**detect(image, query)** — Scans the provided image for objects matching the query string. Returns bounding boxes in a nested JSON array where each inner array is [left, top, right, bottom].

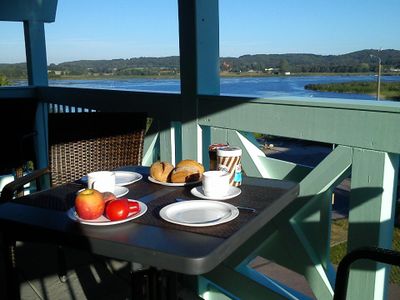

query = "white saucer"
[[115, 171, 142, 186], [190, 186, 241, 200], [78, 186, 129, 198], [67, 199, 147, 226], [159, 200, 239, 227], [114, 186, 129, 197]]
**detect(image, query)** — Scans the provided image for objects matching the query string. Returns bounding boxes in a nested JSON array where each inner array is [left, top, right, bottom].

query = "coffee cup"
[[217, 146, 242, 186], [202, 170, 230, 198], [87, 171, 116, 193]]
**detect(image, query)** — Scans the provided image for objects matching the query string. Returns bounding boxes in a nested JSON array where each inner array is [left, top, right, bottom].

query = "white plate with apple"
[[77, 186, 129, 198], [67, 199, 147, 226]]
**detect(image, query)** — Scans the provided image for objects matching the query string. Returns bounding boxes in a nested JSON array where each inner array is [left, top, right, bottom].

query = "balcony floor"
[[17, 242, 203, 300]]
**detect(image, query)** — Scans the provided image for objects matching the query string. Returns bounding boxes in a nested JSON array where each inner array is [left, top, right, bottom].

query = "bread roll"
[[176, 159, 205, 174], [150, 161, 174, 182], [170, 166, 201, 183]]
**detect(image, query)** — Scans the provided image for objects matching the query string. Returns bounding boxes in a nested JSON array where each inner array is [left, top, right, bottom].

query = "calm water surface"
[[46, 75, 400, 101]]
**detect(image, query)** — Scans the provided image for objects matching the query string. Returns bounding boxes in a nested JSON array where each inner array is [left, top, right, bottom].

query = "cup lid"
[[217, 146, 242, 157], [208, 143, 229, 151]]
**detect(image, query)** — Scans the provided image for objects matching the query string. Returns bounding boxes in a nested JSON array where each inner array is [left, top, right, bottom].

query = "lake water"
[[46, 75, 400, 101]]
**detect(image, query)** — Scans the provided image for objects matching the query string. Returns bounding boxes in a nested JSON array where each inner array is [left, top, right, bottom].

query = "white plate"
[[77, 186, 129, 198], [159, 200, 239, 227], [190, 186, 241, 200], [115, 171, 142, 186], [67, 199, 147, 226], [80, 172, 142, 186], [114, 186, 129, 197], [148, 176, 201, 187]]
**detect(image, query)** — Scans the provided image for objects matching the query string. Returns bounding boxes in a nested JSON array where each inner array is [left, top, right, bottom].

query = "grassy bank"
[[330, 219, 400, 283], [305, 81, 400, 100]]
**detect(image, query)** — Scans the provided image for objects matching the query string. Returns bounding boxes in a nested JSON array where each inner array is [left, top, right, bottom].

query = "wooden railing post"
[[24, 20, 49, 172], [347, 149, 399, 300], [178, 0, 219, 163]]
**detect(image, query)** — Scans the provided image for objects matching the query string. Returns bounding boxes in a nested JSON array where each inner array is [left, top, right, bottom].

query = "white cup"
[[202, 170, 230, 198], [87, 171, 116, 193]]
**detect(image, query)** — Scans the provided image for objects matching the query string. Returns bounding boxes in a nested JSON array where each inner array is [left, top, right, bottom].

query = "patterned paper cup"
[[217, 146, 242, 186]]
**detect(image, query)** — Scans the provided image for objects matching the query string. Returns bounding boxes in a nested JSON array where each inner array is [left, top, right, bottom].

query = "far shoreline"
[[7, 71, 400, 82]]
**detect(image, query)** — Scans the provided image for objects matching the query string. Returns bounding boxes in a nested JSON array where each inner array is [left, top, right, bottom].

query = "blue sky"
[[1, 0, 399, 64]]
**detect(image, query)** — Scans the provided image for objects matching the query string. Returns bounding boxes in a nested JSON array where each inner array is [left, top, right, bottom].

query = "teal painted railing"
[[1, 86, 399, 299]]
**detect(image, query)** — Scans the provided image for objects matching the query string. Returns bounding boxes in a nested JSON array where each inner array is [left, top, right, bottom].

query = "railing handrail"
[[3, 85, 400, 154]]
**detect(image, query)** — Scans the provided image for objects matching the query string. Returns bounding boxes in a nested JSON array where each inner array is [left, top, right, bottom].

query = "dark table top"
[[0, 166, 298, 275]]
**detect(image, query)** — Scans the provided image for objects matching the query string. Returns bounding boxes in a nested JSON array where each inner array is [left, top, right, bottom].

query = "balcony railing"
[[1, 84, 399, 299]]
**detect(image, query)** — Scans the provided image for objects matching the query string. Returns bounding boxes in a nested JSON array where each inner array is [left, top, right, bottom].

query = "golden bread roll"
[[176, 159, 205, 174], [170, 166, 201, 183], [150, 161, 174, 182]]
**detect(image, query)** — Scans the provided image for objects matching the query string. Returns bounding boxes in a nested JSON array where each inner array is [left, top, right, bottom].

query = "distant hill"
[[221, 49, 400, 73], [1, 49, 400, 79]]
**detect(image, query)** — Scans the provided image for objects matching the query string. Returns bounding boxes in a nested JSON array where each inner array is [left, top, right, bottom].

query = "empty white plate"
[[159, 200, 239, 227], [67, 199, 147, 226], [190, 186, 241, 200], [115, 171, 143, 186]]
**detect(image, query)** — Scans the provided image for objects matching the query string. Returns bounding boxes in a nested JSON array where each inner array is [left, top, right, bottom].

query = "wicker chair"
[[1, 111, 147, 284], [2, 111, 146, 198]]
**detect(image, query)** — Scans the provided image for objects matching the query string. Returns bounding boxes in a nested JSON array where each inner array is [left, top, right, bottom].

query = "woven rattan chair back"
[[48, 112, 146, 186]]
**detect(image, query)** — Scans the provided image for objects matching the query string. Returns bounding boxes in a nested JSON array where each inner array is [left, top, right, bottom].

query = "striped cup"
[[217, 146, 242, 186]]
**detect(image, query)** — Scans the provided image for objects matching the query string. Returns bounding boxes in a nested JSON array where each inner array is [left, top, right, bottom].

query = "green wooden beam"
[[178, 0, 199, 161], [158, 120, 174, 164], [24, 21, 49, 171], [36, 87, 182, 120], [142, 120, 159, 166], [196, 0, 220, 95], [346, 149, 399, 300], [203, 263, 298, 300], [198, 96, 400, 154], [225, 130, 312, 181], [0, 0, 58, 22], [178, 0, 220, 162], [0, 87, 36, 98]]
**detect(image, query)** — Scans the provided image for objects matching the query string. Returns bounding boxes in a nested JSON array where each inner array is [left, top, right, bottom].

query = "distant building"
[[264, 67, 275, 74], [48, 70, 62, 75]]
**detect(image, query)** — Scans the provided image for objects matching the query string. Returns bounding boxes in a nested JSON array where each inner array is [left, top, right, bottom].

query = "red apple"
[[75, 189, 105, 220]]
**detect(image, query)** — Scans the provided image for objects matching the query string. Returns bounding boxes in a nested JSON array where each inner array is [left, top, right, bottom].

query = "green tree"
[[279, 59, 290, 73], [0, 74, 11, 86], [358, 63, 370, 72]]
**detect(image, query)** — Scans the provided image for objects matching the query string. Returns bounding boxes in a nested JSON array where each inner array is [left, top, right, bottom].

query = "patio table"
[[0, 165, 298, 299]]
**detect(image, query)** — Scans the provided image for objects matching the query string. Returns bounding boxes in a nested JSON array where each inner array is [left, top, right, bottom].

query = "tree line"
[[1, 49, 400, 80]]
